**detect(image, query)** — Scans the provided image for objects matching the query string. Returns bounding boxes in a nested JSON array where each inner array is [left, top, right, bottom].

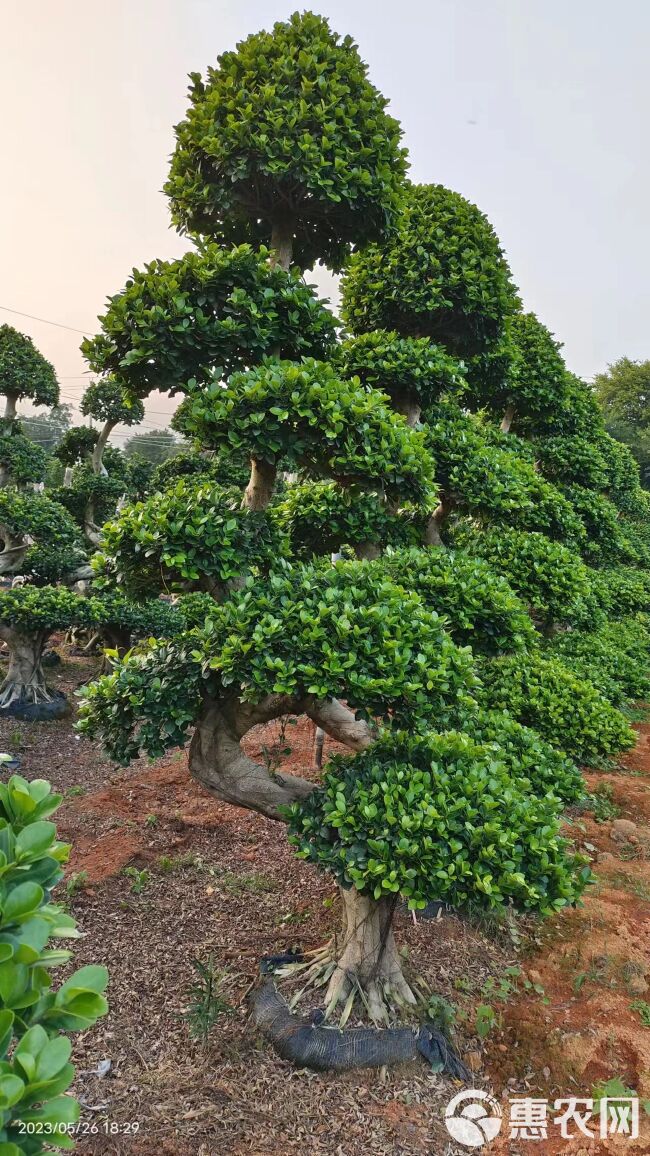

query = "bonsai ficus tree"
[[0, 489, 84, 581], [76, 12, 606, 1032]]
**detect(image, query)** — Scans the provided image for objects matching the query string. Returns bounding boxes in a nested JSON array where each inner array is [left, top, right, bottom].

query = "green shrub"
[[335, 331, 465, 411], [287, 730, 590, 914], [0, 774, 108, 1152], [341, 183, 517, 358], [164, 11, 407, 271], [456, 710, 585, 804], [476, 652, 635, 765], [276, 481, 423, 559], [590, 566, 650, 618]]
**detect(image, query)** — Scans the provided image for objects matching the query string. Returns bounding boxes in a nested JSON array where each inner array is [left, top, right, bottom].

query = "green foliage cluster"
[[195, 560, 478, 726], [379, 547, 536, 656], [0, 588, 95, 635], [0, 493, 77, 554], [590, 566, 650, 618], [150, 449, 250, 492], [77, 640, 203, 763], [79, 379, 144, 427], [164, 11, 407, 271], [453, 524, 596, 629], [335, 331, 464, 411], [548, 616, 650, 706], [455, 711, 585, 804], [176, 359, 434, 501], [0, 328, 59, 410], [287, 730, 590, 913], [0, 775, 107, 1151], [276, 482, 422, 559], [52, 428, 97, 468], [82, 245, 337, 395], [476, 652, 635, 765], [593, 357, 650, 428], [535, 435, 609, 490], [425, 403, 584, 542], [500, 312, 567, 423], [96, 479, 286, 597], [0, 434, 49, 487], [341, 183, 517, 357]]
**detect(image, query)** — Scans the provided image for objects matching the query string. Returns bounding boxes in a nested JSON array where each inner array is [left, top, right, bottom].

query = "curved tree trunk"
[[91, 420, 115, 477], [0, 627, 51, 708], [390, 390, 421, 428], [424, 495, 449, 546], [3, 394, 18, 422], [269, 209, 294, 272], [0, 530, 29, 576], [354, 541, 381, 561], [189, 690, 414, 1017]]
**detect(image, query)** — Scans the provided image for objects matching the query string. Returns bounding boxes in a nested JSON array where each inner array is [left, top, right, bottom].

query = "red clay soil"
[[3, 651, 650, 1154]]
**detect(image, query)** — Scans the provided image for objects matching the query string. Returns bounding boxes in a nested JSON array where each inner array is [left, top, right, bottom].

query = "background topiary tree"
[[79, 379, 144, 477], [0, 326, 59, 422]]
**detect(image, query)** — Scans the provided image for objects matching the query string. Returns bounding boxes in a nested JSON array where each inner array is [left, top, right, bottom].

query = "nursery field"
[[3, 646, 650, 1155]]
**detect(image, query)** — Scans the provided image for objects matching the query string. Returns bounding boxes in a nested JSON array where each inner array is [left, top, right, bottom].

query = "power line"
[[0, 305, 92, 336]]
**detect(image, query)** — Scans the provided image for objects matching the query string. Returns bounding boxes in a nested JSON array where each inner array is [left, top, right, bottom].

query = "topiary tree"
[[0, 588, 98, 719], [164, 11, 407, 271], [79, 379, 144, 477], [76, 14, 600, 1038], [0, 326, 59, 421], [0, 491, 83, 581]]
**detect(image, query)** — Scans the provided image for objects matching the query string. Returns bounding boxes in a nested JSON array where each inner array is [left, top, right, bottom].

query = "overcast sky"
[[2, 0, 649, 442]]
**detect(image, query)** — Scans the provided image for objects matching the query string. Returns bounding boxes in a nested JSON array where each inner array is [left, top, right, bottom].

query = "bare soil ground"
[[2, 646, 650, 1155]]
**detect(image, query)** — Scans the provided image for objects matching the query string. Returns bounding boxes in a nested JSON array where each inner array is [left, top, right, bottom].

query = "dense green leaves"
[[548, 616, 650, 706], [455, 524, 596, 629], [82, 245, 337, 395], [176, 359, 435, 501], [276, 481, 423, 559], [79, 379, 144, 428], [196, 560, 478, 726], [477, 652, 635, 765], [164, 11, 407, 271], [380, 547, 536, 655], [335, 331, 464, 412], [0, 328, 59, 410], [0, 589, 95, 635], [288, 730, 589, 912], [77, 641, 204, 763], [0, 435, 48, 488], [341, 183, 518, 357], [96, 480, 286, 597]]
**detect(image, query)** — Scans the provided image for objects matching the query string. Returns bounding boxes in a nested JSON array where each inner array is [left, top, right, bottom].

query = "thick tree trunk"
[[3, 394, 18, 422], [500, 403, 515, 433], [424, 496, 448, 546], [354, 541, 381, 561], [0, 530, 29, 575], [91, 420, 115, 477], [242, 458, 277, 511], [326, 890, 417, 1023], [63, 467, 73, 488], [390, 390, 421, 428], [269, 209, 294, 272], [83, 498, 101, 546], [0, 628, 51, 708]]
